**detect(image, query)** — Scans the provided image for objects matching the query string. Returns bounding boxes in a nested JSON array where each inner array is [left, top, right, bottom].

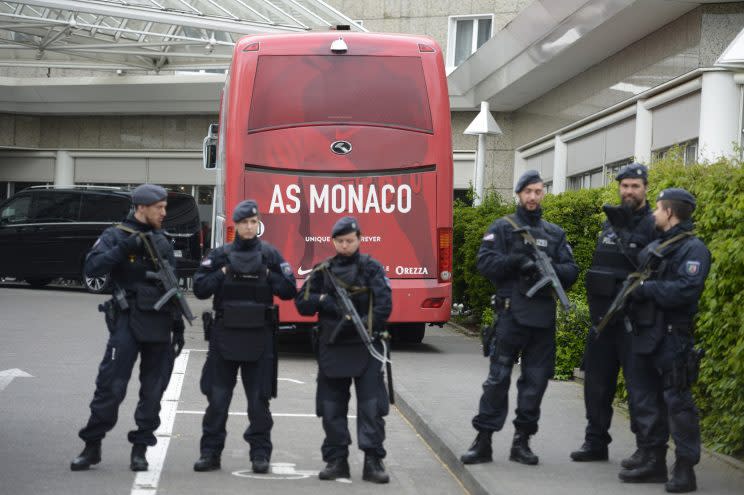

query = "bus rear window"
[[248, 55, 433, 133]]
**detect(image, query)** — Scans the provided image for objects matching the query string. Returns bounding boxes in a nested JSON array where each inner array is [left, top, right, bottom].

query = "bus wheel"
[[25, 277, 53, 288], [395, 323, 426, 344]]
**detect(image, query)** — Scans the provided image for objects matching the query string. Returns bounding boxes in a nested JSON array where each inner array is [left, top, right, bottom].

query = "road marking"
[[176, 410, 356, 419], [0, 368, 32, 392], [131, 350, 190, 495], [279, 378, 305, 384], [233, 462, 319, 480]]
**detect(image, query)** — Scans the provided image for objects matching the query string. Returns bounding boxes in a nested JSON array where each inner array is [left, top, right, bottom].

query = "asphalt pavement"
[[1, 284, 743, 495]]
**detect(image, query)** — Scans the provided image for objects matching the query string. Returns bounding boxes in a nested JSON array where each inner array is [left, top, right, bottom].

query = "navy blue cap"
[[331, 216, 360, 238], [233, 200, 259, 222], [657, 188, 696, 210], [616, 162, 648, 182], [131, 184, 167, 206], [514, 170, 543, 193]]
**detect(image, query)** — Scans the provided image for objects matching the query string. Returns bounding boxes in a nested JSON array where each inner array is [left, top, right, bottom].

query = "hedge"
[[452, 153, 744, 456]]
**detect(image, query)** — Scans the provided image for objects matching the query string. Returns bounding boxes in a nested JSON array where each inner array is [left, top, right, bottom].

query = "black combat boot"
[[509, 431, 539, 465], [318, 458, 350, 480], [193, 454, 221, 472], [618, 447, 667, 483], [362, 454, 390, 484], [665, 458, 697, 493], [251, 456, 270, 474], [460, 431, 493, 464], [130, 444, 149, 472], [70, 441, 102, 471], [570, 442, 608, 462], [621, 448, 645, 469]]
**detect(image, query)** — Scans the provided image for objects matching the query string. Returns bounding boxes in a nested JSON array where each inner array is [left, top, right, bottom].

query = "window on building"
[[567, 168, 605, 191], [652, 139, 698, 165], [544, 182, 553, 194], [605, 158, 634, 182], [447, 15, 493, 71]]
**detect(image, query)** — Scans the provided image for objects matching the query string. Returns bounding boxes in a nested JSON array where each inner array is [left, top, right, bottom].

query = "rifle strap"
[[318, 262, 374, 337], [626, 230, 695, 284], [503, 214, 539, 245], [115, 224, 160, 269]]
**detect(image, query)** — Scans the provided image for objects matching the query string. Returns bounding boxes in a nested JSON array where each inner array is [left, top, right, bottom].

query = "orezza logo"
[[330, 140, 352, 155]]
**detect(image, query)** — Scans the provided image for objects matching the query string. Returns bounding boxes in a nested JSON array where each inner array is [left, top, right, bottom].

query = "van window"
[[164, 194, 200, 233], [80, 193, 131, 222], [0, 194, 32, 224], [28, 191, 81, 223]]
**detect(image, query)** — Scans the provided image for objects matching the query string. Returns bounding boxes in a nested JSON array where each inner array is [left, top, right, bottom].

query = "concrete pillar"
[[552, 135, 567, 194], [54, 150, 74, 186], [698, 71, 740, 162], [634, 100, 652, 165]]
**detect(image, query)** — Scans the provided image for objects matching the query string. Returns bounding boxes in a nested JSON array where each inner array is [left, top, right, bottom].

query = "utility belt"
[[492, 295, 511, 312]]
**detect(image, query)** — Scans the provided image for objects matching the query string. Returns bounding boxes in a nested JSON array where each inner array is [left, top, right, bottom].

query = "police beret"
[[657, 188, 696, 210], [332, 216, 360, 238], [514, 169, 543, 193], [233, 200, 259, 222], [131, 184, 167, 205], [615, 162, 648, 182]]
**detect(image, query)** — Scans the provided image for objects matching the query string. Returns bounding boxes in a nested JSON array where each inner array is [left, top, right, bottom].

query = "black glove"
[[603, 204, 633, 229], [172, 330, 185, 358], [505, 253, 530, 271], [320, 294, 337, 314], [119, 233, 142, 255]]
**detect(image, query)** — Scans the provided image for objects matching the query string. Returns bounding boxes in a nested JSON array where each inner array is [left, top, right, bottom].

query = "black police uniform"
[[74, 209, 184, 470], [193, 233, 296, 471], [464, 204, 578, 464], [575, 201, 659, 459], [295, 232, 392, 482], [620, 215, 710, 490]]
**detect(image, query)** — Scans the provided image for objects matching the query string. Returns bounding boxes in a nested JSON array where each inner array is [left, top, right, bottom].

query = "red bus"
[[204, 31, 453, 343]]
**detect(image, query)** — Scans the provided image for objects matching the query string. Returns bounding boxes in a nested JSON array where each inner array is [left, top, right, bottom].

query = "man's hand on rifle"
[[319, 293, 338, 314], [119, 233, 142, 256]]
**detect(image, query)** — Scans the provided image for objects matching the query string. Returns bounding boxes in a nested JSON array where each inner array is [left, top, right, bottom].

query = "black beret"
[[615, 162, 648, 182], [233, 200, 259, 222], [514, 169, 543, 193], [332, 216, 360, 238], [657, 188, 696, 210], [132, 184, 167, 206]]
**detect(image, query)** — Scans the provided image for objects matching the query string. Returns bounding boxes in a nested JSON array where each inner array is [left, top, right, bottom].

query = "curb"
[[394, 386, 491, 495]]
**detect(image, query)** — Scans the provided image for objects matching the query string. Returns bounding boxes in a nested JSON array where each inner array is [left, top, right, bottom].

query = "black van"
[[0, 186, 202, 293]]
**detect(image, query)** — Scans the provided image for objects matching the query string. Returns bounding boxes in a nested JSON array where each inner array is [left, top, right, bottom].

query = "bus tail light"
[[422, 298, 445, 308], [438, 227, 452, 283], [226, 225, 235, 243]]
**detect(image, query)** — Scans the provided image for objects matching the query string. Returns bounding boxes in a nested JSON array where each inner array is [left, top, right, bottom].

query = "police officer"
[[295, 216, 393, 483], [71, 184, 186, 472], [461, 170, 578, 466], [571, 163, 660, 464], [618, 188, 710, 493], [192, 200, 296, 474]]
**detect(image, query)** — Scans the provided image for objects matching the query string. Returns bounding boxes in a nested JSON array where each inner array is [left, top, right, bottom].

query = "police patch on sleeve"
[[685, 261, 701, 275], [280, 262, 292, 276], [483, 233, 495, 241]]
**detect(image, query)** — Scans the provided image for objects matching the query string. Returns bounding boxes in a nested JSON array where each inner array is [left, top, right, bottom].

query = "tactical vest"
[[215, 245, 275, 362], [318, 255, 373, 378], [585, 222, 649, 324], [116, 224, 173, 343], [504, 215, 559, 329]]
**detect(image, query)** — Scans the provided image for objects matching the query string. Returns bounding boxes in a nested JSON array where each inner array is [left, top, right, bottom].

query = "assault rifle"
[[510, 225, 572, 312], [321, 264, 395, 404], [142, 232, 196, 324], [595, 231, 693, 336]]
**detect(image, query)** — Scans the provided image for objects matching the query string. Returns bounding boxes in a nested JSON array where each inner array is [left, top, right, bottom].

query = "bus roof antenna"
[[331, 37, 348, 54]]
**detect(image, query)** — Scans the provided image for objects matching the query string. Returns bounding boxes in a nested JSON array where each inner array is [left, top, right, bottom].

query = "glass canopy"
[[0, 0, 365, 71]]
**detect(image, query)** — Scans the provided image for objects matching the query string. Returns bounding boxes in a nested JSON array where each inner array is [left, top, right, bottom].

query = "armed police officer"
[[571, 163, 660, 465], [192, 200, 296, 474], [617, 188, 710, 493], [71, 184, 187, 472], [295, 216, 393, 484], [461, 170, 578, 466]]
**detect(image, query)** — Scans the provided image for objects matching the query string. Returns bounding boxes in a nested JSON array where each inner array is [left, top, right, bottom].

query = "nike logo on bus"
[[298, 267, 313, 276]]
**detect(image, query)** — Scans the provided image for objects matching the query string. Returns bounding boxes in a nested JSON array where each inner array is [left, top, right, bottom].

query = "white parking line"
[[176, 410, 357, 419], [130, 350, 190, 495]]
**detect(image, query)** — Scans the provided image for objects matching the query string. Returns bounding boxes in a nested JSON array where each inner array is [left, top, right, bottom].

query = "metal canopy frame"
[[0, 0, 365, 71]]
